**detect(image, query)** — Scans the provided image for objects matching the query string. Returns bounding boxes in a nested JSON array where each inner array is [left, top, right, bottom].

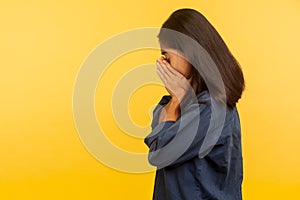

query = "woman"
[[144, 8, 245, 200]]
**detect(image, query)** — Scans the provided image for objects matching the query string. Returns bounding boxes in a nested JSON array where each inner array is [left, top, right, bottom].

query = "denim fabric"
[[144, 90, 243, 200]]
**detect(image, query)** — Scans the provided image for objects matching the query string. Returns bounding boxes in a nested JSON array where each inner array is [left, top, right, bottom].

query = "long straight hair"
[[157, 8, 245, 109]]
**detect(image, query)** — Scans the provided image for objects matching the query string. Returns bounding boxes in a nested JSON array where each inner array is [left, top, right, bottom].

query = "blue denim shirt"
[[144, 90, 243, 200]]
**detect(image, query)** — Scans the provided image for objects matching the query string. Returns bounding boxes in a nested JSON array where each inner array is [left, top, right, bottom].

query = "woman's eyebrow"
[[161, 50, 167, 55]]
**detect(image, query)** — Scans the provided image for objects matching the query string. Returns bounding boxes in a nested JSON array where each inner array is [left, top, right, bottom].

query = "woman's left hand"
[[156, 57, 192, 104]]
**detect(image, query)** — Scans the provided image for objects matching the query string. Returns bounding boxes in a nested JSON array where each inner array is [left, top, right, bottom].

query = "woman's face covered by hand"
[[156, 46, 196, 102], [159, 46, 193, 79]]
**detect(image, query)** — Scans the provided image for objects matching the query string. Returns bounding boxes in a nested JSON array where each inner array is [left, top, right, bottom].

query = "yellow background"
[[1, 0, 300, 199]]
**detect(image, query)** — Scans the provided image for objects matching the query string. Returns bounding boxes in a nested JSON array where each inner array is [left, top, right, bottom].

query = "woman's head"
[[157, 8, 245, 108]]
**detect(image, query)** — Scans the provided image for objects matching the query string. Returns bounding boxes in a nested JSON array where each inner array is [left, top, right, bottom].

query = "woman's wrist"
[[169, 97, 180, 109]]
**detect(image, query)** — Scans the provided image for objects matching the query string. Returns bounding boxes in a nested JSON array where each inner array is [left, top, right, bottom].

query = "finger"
[[160, 59, 177, 75], [157, 68, 176, 96], [158, 60, 182, 80], [156, 66, 168, 86], [157, 56, 166, 64], [157, 59, 188, 85], [156, 57, 163, 63], [160, 59, 185, 78], [157, 61, 174, 79], [156, 62, 169, 82]]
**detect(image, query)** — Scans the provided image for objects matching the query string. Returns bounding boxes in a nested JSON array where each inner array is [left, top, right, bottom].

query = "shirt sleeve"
[[144, 100, 212, 169]]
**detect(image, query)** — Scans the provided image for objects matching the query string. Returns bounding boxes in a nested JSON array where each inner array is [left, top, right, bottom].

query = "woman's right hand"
[[156, 57, 193, 103]]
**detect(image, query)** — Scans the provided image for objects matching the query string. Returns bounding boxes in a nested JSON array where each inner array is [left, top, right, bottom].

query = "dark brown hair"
[[157, 8, 245, 109]]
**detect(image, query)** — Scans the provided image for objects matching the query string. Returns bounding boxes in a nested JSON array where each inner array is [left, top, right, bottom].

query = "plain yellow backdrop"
[[1, 0, 300, 199]]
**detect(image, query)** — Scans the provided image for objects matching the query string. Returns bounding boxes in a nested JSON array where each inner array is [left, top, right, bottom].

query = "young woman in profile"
[[144, 8, 245, 200]]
